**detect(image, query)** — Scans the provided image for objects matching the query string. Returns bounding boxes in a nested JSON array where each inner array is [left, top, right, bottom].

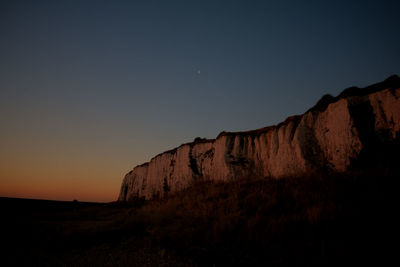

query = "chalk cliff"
[[118, 76, 400, 201]]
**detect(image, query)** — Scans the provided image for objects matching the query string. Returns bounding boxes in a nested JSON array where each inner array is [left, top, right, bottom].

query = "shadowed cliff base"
[[134, 171, 398, 266], [2, 170, 398, 266]]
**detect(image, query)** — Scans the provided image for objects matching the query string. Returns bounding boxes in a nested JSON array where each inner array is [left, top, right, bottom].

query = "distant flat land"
[[0, 197, 187, 267]]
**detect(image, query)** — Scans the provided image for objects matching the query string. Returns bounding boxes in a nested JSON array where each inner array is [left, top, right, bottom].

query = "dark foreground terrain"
[[1, 170, 397, 266]]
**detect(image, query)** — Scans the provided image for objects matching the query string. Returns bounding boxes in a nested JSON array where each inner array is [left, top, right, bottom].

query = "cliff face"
[[118, 76, 400, 201]]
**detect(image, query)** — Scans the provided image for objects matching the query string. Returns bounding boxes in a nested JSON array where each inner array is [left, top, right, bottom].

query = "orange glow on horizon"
[[0, 154, 130, 202], [0, 181, 118, 202]]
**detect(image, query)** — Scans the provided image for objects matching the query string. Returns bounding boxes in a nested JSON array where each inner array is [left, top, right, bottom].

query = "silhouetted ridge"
[[308, 74, 400, 113], [153, 75, 400, 155]]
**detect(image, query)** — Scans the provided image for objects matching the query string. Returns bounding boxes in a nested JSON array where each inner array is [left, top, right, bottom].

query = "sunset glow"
[[1, 0, 399, 202]]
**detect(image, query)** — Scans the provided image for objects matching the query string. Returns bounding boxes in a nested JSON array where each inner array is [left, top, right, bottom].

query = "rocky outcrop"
[[118, 75, 400, 201]]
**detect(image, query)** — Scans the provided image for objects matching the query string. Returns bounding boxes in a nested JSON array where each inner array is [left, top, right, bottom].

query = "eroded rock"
[[119, 75, 400, 201]]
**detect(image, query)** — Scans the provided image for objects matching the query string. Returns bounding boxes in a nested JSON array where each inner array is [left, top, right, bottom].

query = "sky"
[[1, 0, 399, 202]]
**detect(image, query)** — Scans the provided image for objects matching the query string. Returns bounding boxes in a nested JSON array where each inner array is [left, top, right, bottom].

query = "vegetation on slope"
[[2, 170, 396, 266], [129, 171, 395, 266]]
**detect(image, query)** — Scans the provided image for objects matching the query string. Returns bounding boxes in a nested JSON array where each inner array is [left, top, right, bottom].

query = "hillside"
[[2, 171, 397, 266]]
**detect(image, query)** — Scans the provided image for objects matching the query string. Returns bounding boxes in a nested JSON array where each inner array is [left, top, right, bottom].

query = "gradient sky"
[[1, 0, 399, 202]]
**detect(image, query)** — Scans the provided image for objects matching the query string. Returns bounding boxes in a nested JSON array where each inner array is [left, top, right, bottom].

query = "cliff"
[[118, 75, 400, 201]]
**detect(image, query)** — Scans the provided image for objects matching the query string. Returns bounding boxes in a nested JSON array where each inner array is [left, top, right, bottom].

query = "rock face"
[[118, 76, 400, 201]]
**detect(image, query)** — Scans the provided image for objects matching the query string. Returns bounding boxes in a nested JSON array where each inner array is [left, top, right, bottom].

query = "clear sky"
[[1, 0, 399, 202]]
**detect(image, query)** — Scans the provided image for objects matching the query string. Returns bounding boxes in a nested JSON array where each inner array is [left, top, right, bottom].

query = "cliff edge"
[[119, 75, 400, 201]]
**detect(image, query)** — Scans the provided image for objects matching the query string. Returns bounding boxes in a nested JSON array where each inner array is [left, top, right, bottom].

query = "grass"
[[1, 170, 397, 266], [129, 171, 395, 266]]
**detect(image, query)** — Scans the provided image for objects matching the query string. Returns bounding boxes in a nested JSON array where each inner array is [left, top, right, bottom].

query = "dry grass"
[[1, 171, 396, 266], [119, 171, 396, 266]]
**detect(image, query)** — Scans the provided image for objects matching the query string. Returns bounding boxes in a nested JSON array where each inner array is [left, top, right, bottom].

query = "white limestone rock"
[[118, 76, 400, 201]]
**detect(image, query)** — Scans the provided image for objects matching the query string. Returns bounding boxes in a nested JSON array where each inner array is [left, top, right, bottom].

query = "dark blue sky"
[[1, 0, 399, 201]]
